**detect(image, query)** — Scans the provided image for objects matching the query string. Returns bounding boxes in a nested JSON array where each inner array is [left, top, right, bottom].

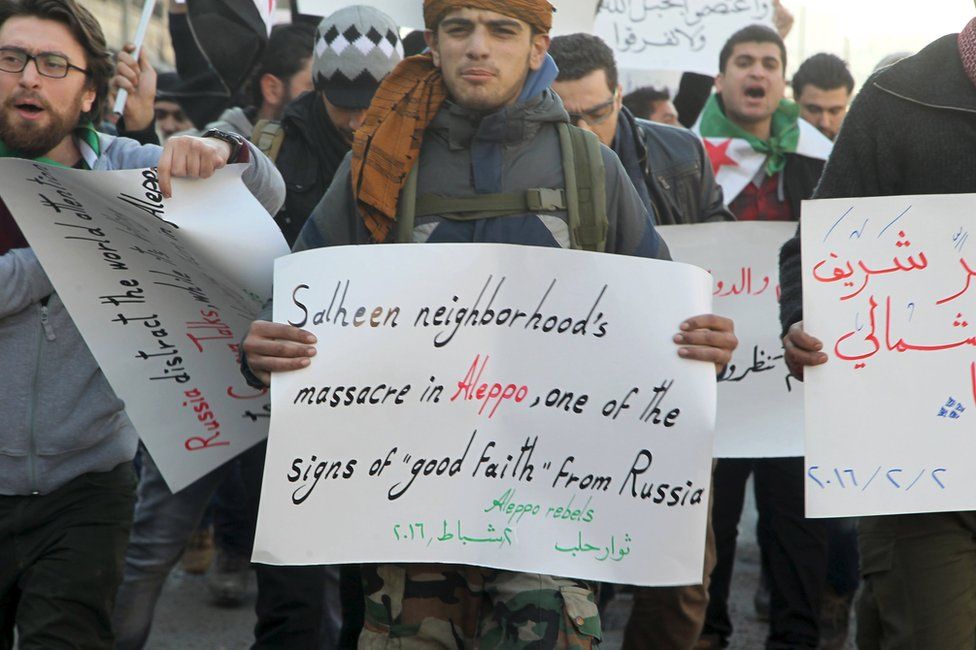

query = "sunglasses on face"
[[0, 46, 89, 79]]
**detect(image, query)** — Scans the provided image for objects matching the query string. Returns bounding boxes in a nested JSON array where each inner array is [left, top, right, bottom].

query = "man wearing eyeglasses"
[[549, 33, 731, 228], [547, 33, 731, 650], [0, 1, 284, 647]]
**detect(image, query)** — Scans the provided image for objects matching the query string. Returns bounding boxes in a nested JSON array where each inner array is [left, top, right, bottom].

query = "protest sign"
[[0, 160, 288, 492], [294, 0, 423, 27], [595, 0, 775, 76], [294, 0, 597, 33], [802, 194, 976, 517], [254, 244, 716, 586], [661, 222, 802, 457], [551, 0, 600, 36]]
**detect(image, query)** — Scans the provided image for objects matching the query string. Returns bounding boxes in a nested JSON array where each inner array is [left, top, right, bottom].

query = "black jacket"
[[274, 91, 351, 246], [779, 33, 976, 333], [617, 107, 733, 225]]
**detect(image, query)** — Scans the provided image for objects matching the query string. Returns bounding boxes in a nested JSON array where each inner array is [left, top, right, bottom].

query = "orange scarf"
[[350, 0, 554, 243]]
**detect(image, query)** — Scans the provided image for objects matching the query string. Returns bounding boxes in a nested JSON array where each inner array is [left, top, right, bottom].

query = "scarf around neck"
[[351, 53, 558, 243], [698, 94, 800, 176], [958, 17, 976, 89]]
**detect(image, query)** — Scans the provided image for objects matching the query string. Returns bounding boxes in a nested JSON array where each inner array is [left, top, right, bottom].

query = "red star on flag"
[[704, 138, 738, 175]]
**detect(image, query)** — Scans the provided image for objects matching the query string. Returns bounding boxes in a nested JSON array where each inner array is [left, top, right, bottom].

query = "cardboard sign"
[[254, 243, 716, 586], [0, 161, 288, 492], [802, 194, 976, 517], [661, 222, 803, 457], [595, 0, 775, 76]]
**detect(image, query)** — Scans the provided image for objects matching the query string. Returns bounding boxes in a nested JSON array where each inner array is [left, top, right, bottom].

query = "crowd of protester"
[[0, 0, 972, 648]]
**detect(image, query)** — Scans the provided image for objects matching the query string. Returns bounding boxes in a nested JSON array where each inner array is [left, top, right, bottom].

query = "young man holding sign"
[[0, 0, 284, 646], [694, 24, 832, 650], [781, 15, 976, 649], [243, 0, 737, 646]]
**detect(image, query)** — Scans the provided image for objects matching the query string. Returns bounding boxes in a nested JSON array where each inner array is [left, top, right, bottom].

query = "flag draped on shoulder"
[[694, 94, 833, 202]]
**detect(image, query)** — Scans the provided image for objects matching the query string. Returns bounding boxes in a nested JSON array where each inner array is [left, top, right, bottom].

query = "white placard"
[[294, 0, 598, 34], [595, 0, 775, 76], [802, 194, 976, 517], [0, 161, 289, 492], [661, 222, 803, 457], [551, 0, 600, 35], [295, 0, 423, 28], [254, 244, 716, 586]]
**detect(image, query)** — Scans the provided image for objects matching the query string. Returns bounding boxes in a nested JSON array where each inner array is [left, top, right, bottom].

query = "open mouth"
[[744, 86, 766, 99], [12, 97, 45, 117]]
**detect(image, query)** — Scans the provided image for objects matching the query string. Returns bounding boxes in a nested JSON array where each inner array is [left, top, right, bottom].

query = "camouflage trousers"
[[359, 564, 601, 649]]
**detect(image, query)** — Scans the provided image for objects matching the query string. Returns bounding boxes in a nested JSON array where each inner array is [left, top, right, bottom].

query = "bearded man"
[[241, 1, 738, 646], [0, 1, 284, 647]]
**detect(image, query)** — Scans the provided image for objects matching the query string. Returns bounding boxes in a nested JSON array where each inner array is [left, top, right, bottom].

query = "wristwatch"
[[202, 128, 246, 163]]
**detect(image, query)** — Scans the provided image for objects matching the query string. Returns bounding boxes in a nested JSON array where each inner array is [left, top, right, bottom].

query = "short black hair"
[[792, 53, 854, 97], [549, 33, 617, 91], [249, 22, 315, 108], [623, 86, 670, 120], [719, 24, 786, 74], [0, 0, 113, 124]]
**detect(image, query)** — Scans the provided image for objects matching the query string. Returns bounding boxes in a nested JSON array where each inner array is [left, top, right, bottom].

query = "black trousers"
[[703, 458, 827, 649], [0, 463, 136, 650]]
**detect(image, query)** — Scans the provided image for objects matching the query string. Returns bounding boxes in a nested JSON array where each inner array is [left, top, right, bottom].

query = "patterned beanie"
[[313, 5, 404, 109]]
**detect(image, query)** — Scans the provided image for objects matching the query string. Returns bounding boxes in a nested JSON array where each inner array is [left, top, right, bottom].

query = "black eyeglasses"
[[567, 88, 619, 127], [0, 47, 90, 79]]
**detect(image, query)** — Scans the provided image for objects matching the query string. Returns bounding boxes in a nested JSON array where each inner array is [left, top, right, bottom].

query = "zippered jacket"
[[0, 133, 285, 495]]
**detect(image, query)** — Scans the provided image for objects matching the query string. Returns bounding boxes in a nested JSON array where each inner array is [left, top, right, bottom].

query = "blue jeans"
[[113, 446, 230, 649], [112, 444, 342, 649]]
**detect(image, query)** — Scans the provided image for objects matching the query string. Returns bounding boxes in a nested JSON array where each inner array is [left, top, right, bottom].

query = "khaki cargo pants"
[[857, 511, 976, 649], [359, 564, 600, 649]]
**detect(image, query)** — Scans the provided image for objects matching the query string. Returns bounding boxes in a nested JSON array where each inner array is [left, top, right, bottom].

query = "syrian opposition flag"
[[694, 95, 833, 203]]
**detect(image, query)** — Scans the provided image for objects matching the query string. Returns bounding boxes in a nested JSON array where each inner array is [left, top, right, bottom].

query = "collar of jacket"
[[429, 88, 567, 149], [282, 90, 349, 162], [617, 106, 651, 175], [427, 88, 568, 193], [873, 33, 976, 114]]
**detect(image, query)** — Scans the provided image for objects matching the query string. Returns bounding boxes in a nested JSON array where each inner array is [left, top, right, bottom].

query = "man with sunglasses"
[[0, 1, 284, 647], [550, 33, 731, 227]]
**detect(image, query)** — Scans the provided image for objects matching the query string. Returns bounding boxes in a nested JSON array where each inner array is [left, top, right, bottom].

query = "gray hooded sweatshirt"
[[0, 133, 285, 495]]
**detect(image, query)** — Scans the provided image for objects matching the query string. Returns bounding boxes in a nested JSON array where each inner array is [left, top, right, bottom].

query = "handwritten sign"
[[294, 0, 423, 27], [595, 0, 775, 76], [802, 194, 976, 517], [661, 222, 802, 457], [0, 160, 288, 492], [253, 244, 716, 586], [294, 0, 597, 34]]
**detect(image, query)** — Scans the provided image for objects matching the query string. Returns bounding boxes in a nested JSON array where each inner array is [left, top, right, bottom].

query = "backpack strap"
[[557, 122, 608, 252], [250, 119, 286, 163], [395, 124, 607, 251], [414, 188, 566, 219], [396, 163, 420, 243]]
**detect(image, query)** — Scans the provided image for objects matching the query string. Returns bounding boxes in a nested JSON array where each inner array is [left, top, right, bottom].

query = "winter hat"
[[313, 5, 404, 109]]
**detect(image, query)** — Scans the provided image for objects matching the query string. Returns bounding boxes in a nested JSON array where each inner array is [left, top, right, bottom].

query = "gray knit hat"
[[313, 5, 404, 109]]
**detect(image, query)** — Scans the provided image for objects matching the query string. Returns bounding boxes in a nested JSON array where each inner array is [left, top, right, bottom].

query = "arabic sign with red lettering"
[[0, 161, 288, 492], [595, 0, 775, 76], [802, 194, 976, 517], [661, 222, 803, 457], [254, 244, 716, 586]]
